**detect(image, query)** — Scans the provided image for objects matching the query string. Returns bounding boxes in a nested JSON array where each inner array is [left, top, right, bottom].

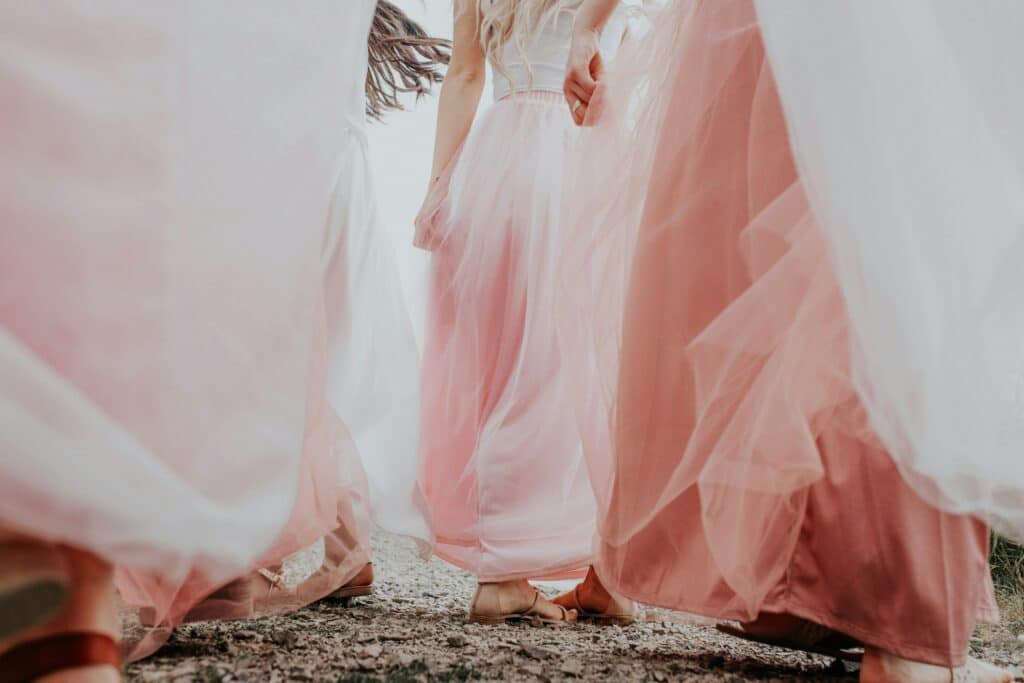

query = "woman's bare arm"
[[426, 0, 486, 185]]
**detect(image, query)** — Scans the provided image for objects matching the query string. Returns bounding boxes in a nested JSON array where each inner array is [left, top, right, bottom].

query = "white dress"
[[0, 1, 421, 647], [755, 0, 1024, 537]]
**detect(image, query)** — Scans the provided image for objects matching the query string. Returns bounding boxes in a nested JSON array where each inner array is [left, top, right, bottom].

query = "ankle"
[[45, 549, 118, 638], [577, 567, 613, 607]]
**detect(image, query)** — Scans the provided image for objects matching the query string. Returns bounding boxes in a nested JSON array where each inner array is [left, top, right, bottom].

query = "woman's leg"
[[0, 531, 120, 682]]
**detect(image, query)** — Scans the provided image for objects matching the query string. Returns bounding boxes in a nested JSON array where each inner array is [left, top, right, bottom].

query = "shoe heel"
[[467, 613, 506, 626]]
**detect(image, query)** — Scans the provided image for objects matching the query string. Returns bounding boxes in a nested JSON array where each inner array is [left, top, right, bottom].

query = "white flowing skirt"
[[756, 0, 1024, 537], [0, 1, 377, 588]]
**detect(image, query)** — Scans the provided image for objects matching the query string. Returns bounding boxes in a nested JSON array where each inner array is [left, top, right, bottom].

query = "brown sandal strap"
[[529, 590, 572, 623], [0, 631, 121, 683], [570, 586, 585, 614], [525, 589, 542, 616]]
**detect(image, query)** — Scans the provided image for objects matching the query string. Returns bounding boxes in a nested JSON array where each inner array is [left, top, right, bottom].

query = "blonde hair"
[[474, 0, 583, 77]]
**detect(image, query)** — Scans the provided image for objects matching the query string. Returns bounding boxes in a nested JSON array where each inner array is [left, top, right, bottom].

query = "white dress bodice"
[[491, 6, 626, 101]]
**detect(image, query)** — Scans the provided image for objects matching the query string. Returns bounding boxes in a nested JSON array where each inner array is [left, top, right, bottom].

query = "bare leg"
[[0, 532, 120, 683]]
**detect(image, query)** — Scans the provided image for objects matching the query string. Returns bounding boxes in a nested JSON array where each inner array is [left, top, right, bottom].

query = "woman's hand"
[[564, 27, 603, 126], [564, 0, 621, 125], [413, 181, 444, 251]]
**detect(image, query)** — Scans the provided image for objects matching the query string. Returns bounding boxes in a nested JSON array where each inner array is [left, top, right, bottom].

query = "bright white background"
[[367, 1, 467, 349]]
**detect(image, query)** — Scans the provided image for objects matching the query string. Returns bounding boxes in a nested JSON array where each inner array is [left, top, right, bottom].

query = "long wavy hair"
[[472, 0, 583, 77], [365, 1, 452, 120]]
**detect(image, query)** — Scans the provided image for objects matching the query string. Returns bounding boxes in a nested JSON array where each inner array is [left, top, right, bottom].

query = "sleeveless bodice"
[[491, 7, 625, 101]]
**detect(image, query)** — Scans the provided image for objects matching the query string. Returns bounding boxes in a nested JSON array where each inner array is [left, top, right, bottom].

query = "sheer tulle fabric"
[[322, 125, 431, 546], [126, 117, 431, 648], [420, 93, 595, 581], [560, 0, 994, 633], [0, 1, 379, 657], [755, 1, 1024, 539]]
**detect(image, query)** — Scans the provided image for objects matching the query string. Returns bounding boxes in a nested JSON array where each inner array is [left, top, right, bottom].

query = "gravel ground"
[[129, 530, 1024, 682]]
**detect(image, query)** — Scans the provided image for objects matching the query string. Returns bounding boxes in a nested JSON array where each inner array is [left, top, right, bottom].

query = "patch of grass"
[[990, 534, 1024, 594]]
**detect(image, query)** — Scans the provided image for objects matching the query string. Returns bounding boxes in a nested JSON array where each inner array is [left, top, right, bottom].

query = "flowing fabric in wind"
[[561, 1, 995, 661], [419, 94, 595, 581], [0, 0, 387, 657], [754, 1, 1024, 539]]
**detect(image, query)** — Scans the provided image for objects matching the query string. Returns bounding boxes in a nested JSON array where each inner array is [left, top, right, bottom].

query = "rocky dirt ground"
[[129, 530, 1024, 682]]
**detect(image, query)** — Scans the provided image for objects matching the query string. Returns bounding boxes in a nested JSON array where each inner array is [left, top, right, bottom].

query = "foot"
[[553, 567, 636, 625], [738, 613, 858, 648], [469, 580, 576, 624], [861, 647, 1012, 683], [329, 562, 374, 605], [0, 539, 71, 641], [345, 562, 373, 590], [0, 547, 121, 682]]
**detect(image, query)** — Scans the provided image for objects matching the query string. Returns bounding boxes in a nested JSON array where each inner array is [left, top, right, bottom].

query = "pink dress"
[[418, 10, 624, 582], [562, 0, 997, 666], [0, 1, 385, 658]]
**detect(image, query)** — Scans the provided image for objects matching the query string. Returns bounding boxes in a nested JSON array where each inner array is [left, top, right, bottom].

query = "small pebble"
[[359, 644, 383, 658], [560, 659, 584, 676], [270, 630, 298, 648]]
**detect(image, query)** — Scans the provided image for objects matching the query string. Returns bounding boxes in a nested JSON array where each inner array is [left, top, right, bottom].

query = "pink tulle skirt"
[[419, 92, 595, 581], [0, 2, 377, 658], [562, 0, 996, 666]]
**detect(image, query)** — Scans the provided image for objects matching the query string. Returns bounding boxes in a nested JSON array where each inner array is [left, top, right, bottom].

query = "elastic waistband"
[[492, 62, 565, 102]]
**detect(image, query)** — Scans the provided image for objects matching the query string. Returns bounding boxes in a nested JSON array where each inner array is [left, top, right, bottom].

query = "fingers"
[[571, 102, 588, 126], [566, 68, 601, 125], [589, 52, 605, 82], [581, 85, 606, 127], [564, 29, 607, 126]]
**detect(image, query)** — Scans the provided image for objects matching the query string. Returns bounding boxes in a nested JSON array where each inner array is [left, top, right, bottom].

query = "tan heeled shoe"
[[468, 583, 576, 625], [329, 562, 374, 605]]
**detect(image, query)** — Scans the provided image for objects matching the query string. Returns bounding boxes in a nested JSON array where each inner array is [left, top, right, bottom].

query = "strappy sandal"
[[556, 585, 636, 626], [328, 562, 373, 606], [468, 585, 577, 626], [0, 541, 71, 642], [716, 617, 863, 662], [176, 566, 292, 624], [0, 631, 122, 683]]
